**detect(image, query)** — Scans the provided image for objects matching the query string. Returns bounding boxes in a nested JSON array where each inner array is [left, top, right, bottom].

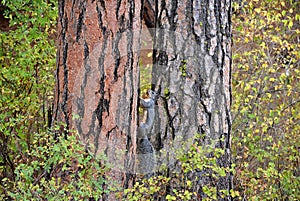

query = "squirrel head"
[[148, 90, 158, 100]]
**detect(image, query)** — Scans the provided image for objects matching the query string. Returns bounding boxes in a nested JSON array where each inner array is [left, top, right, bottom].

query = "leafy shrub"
[[1, 130, 113, 200], [1, 0, 299, 200], [0, 0, 112, 199], [0, 0, 57, 183], [123, 137, 239, 201], [232, 0, 300, 199]]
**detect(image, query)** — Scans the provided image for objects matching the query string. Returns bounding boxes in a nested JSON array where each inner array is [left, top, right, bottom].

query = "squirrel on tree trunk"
[[136, 89, 158, 175]]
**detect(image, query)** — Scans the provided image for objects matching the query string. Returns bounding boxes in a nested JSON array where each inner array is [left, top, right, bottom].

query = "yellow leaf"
[[269, 78, 275, 82], [254, 8, 261, 13], [288, 20, 293, 28]]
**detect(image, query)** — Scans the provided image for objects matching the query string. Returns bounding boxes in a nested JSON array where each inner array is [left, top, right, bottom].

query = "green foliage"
[[139, 54, 152, 115], [1, 131, 113, 200], [123, 175, 170, 201], [232, 0, 300, 199], [0, 0, 57, 182], [0, 0, 113, 199], [0, 1, 116, 199], [1, 0, 299, 200], [123, 138, 239, 200], [139, 52, 153, 96], [179, 60, 187, 77]]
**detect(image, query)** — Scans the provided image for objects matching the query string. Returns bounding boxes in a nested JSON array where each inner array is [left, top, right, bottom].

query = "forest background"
[[0, 0, 299, 200]]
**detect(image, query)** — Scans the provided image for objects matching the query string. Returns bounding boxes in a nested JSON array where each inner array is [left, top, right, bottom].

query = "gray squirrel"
[[137, 89, 158, 140], [136, 89, 158, 175]]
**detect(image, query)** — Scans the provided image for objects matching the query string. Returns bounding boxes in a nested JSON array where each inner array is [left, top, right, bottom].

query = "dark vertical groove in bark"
[[99, 0, 105, 9], [215, 0, 222, 66], [169, 0, 177, 31], [113, 34, 121, 81], [84, 41, 89, 60], [52, 0, 65, 128], [76, 1, 86, 42], [123, 1, 135, 189], [94, 29, 108, 152], [95, 75, 105, 153], [126, 19, 134, 138], [75, 41, 90, 137], [55, 0, 69, 136], [127, 0, 135, 129], [215, 0, 224, 139], [92, 0, 108, 153], [143, 0, 155, 30], [228, 3, 232, 107], [51, 0, 65, 128], [129, 0, 135, 28], [116, 0, 122, 19], [71, 0, 75, 14], [151, 0, 161, 73], [154, 0, 158, 21], [96, 3, 104, 32], [164, 98, 175, 140], [141, 0, 145, 26], [62, 17, 69, 135], [158, 0, 165, 25], [204, 1, 210, 52]]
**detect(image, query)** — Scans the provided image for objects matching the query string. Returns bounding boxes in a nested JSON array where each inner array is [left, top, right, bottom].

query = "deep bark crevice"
[[76, 0, 86, 42]]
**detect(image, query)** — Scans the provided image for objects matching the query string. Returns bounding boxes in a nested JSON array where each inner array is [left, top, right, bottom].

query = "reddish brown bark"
[[53, 0, 233, 199], [53, 0, 142, 189]]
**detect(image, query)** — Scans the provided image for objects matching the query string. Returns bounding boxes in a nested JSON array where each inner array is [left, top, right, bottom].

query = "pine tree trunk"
[[52, 0, 142, 189], [150, 0, 232, 199], [53, 0, 233, 199]]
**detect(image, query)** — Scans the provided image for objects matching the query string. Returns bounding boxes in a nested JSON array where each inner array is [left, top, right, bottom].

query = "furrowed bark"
[[151, 0, 232, 199], [53, 0, 142, 190], [53, 0, 233, 199]]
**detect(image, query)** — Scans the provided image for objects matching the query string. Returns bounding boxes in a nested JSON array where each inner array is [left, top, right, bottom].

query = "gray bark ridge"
[[136, 90, 158, 174]]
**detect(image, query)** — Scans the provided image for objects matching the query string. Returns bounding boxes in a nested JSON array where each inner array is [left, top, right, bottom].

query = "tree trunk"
[[52, 0, 142, 190], [53, 0, 232, 199], [150, 0, 232, 199]]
